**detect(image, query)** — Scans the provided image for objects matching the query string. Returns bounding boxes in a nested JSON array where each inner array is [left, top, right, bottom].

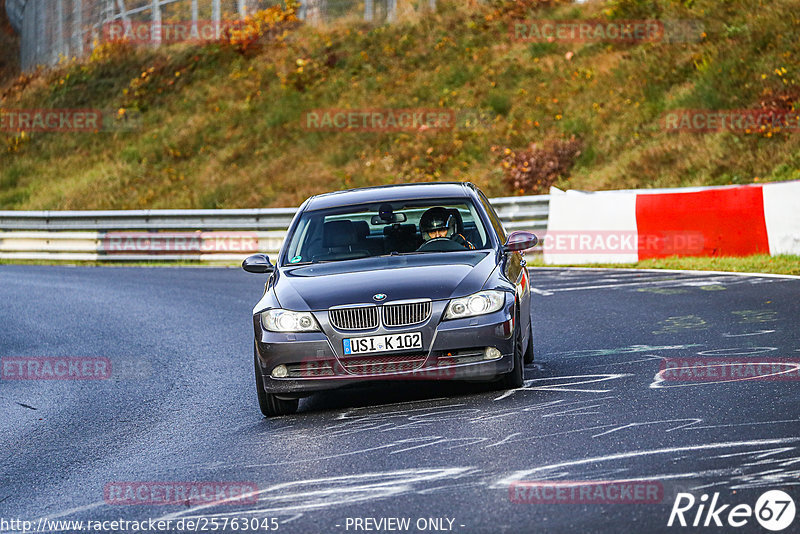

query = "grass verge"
[[3, 254, 799, 276]]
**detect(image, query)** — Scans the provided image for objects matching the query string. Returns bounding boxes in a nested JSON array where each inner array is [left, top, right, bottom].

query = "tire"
[[498, 308, 525, 390], [254, 346, 298, 417], [523, 318, 535, 365]]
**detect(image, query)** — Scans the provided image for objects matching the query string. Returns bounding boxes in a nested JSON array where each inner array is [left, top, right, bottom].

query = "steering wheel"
[[416, 237, 467, 252]]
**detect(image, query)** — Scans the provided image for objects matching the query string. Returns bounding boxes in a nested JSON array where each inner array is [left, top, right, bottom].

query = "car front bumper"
[[254, 307, 516, 396]]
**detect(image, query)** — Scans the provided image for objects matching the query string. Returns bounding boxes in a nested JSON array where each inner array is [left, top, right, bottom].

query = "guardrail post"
[[36, 0, 46, 69], [151, 0, 161, 46], [364, 0, 373, 22], [116, 0, 133, 43], [73, 0, 84, 57], [212, 0, 220, 39], [19, 0, 28, 70], [55, 0, 65, 61], [190, 0, 198, 38]]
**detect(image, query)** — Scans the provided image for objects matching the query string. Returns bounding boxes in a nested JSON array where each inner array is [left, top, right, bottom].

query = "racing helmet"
[[419, 207, 455, 241]]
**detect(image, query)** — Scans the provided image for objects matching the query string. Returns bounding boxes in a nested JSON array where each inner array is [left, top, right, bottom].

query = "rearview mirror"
[[503, 231, 538, 253], [242, 254, 274, 274], [370, 213, 407, 225]]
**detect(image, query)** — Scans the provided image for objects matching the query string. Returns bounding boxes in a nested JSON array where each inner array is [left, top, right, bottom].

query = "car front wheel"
[[254, 345, 299, 417], [497, 309, 525, 390], [523, 317, 535, 365]]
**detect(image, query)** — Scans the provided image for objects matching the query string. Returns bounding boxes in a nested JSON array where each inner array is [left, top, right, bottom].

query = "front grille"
[[341, 354, 427, 375], [382, 301, 432, 327], [329, 306, 379, 331], [286, 361, 335, 378]]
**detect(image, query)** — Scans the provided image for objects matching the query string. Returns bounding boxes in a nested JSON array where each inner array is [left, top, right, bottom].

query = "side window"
[[477, 191, 507, 244]]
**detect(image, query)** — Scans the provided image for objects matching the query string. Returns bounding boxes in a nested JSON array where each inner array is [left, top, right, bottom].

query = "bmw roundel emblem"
[[373, 293, 387, 302]]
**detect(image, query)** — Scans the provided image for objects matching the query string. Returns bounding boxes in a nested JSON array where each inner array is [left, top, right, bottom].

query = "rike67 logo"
[[668, 490, 796, 531]]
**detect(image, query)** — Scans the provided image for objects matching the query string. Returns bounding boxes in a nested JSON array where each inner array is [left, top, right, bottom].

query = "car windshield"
[[283, 198, 491, 265]]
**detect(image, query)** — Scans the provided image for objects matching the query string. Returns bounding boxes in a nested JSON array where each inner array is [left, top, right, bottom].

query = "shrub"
[[492, 137, 583, 194], [226, 1, 300, 55], [606, 0, 662, 19], [488, 0, 574, 19]]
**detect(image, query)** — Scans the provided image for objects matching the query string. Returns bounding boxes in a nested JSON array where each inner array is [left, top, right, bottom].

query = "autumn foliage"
[[492, 138, 582, 195]]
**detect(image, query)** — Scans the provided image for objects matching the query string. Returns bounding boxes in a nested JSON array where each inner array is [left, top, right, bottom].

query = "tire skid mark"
[[493, 438, 800, 491], [154, 467, 477, 520]]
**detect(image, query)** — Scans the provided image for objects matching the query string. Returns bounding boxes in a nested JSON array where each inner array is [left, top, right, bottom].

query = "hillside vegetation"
[[1, 0, 799, 210]]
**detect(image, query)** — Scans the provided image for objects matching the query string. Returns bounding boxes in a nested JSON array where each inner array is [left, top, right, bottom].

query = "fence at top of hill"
[[6, 0, 438, 71]]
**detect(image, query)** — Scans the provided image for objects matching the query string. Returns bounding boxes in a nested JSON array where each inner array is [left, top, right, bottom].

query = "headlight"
[[444, 290, 506, 320], [261, 309, 320, 332]]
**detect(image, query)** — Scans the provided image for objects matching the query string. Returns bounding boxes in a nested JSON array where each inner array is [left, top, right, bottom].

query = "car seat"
[[313, 220, 370, 261]]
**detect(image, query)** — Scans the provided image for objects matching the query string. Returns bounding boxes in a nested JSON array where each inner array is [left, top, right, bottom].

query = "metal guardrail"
[[0, 195, 550, 262], [0, 208, 299, 231]]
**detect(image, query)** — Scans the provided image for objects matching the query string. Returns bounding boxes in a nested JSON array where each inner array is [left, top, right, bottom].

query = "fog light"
[[271, 365, 288, 378], [484, 347, 502, 360]]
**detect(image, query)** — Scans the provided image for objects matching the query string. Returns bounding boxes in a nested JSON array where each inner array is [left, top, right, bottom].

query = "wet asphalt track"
[[1, 265, 799, 533]]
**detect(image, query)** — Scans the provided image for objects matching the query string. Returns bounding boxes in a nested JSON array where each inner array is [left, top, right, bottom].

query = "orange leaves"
[[491, 137, 582, 195], [226, 3, 300, 54]]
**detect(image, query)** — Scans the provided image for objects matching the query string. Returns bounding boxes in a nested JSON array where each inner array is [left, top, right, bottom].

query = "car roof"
[[304, 182, 475, 211]]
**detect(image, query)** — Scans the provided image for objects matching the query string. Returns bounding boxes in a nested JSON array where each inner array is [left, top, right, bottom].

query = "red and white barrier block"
[[543, 181, 800, 264], [763, 181, 800, 256]]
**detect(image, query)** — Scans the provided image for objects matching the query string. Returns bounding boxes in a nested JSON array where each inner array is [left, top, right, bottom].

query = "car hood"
[[273, 251, 497, 311]]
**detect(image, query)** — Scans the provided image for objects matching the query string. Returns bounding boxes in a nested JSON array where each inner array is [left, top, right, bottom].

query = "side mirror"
[[503, 231, 538, 253], [242, 254, 275, 274]]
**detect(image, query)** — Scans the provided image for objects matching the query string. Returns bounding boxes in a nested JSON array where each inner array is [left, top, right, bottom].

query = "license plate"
[[343, 332, 423, 355]]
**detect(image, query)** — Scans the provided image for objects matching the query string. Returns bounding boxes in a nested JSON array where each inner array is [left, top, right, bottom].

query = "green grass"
[[4, 254, 798, 275], [1, 0, 800, 210], [527, 254, 800, 276]]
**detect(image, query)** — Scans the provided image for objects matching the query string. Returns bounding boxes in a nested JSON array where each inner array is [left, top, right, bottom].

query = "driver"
[[418, 207, 475, 250]]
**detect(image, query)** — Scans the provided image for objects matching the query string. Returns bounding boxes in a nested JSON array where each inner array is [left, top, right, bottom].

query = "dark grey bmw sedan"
[[242, 182, 537, 416]]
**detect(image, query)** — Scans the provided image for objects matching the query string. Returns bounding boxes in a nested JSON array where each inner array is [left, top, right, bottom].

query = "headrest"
[[447, 209, 464, 232], [324, 220, 357, 248], [353, 220, 370, 240]]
